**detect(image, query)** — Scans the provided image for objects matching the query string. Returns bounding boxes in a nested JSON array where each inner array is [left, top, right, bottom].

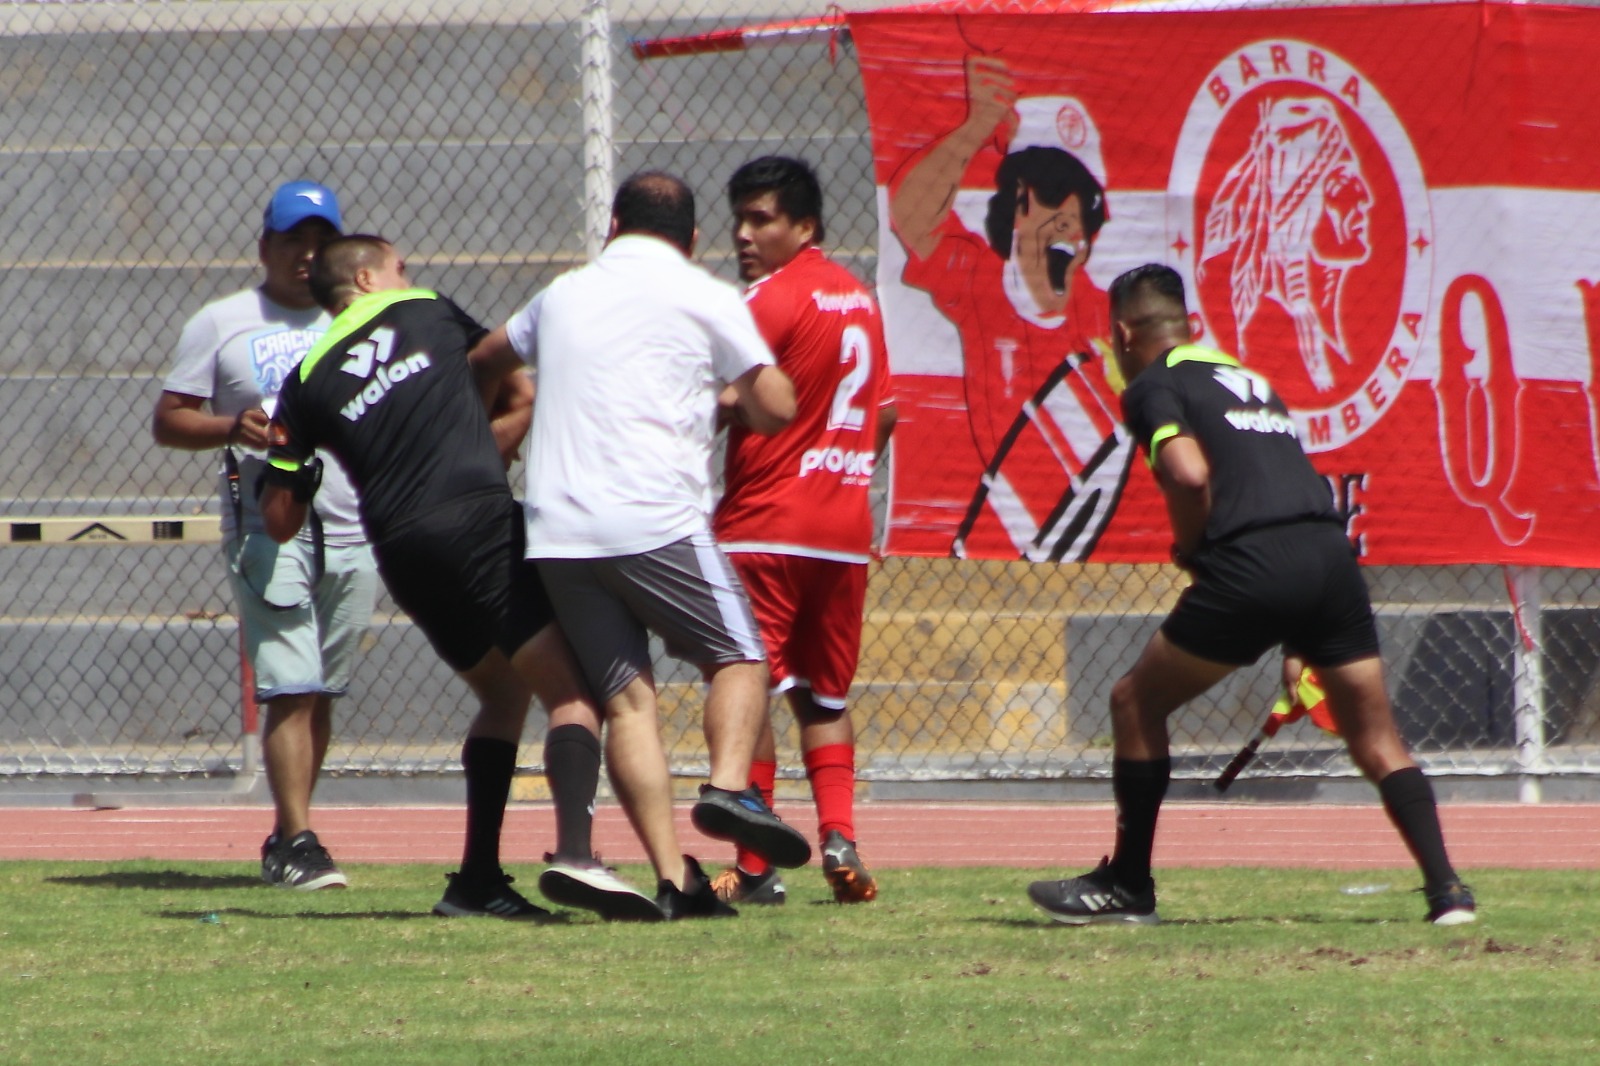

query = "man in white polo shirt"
[[471, 171, 808, 918]]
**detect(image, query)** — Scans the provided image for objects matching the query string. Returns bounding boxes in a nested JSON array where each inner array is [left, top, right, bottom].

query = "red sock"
[[735, 759, 778, 876], [804, 743, 856, 842]]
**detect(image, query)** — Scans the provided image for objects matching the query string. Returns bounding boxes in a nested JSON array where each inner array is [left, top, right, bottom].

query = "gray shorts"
[[227, 535, 378, 702], [536, 531, 765, 703]]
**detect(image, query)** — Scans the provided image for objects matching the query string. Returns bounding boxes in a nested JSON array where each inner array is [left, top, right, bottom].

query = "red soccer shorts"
[[727, 552, 868, 709]]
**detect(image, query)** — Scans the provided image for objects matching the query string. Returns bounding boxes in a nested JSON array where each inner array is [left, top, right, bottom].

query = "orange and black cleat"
[[821, 830, 878, 903]]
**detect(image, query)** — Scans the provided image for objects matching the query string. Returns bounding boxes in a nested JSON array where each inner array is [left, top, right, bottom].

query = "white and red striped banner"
[[853, 2, 1600, 564]]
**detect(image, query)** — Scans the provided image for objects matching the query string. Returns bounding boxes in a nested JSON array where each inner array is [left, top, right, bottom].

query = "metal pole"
[[580, 0, 615, 259], [239, 626, 262, 780], [1509, 566, 1546, 803]]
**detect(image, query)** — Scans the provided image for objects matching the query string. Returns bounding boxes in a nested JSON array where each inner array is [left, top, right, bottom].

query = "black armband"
[[257, 456, 323, 503]]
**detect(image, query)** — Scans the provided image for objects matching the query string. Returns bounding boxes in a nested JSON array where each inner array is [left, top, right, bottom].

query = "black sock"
[[1378, 766, 1459, 889], [1108, 757, 1170, 891], [545, 723, 601, 861], [460, 736, 518, 880]]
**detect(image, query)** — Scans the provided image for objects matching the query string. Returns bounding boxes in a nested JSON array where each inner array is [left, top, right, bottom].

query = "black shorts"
[[1161, 521, 1379, 668], [374, 492, 555, 672]]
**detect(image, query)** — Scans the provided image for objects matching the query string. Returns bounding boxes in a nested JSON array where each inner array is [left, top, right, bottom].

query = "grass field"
[[2, 862, 1595, 1065]]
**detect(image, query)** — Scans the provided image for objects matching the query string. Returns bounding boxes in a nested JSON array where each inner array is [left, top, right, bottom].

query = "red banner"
[[853, 2, 1600, 564]]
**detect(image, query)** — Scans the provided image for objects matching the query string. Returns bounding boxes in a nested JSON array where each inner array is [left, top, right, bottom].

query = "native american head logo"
[[1203, 97, 1372, 391], [1170, 42, 1433, 451]]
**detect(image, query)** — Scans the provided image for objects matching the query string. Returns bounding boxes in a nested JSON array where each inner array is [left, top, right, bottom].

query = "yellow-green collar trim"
[[1165, 344, 1240, 368], [298, 288, 436, 381]]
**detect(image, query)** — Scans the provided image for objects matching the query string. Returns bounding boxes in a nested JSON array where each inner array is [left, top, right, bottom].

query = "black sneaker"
[[1424, 881, 1477, 926], [710, 865, 787, 905], [690, 785, 812, 869], [539, 854, 664, 922], [656, 855, 738, 920], [1027, 857, 1158, 925], [272, 830, 348, 891], [433, 870, 554, 921], [820, 830, 878, 904], [260, 831, 284, 885]]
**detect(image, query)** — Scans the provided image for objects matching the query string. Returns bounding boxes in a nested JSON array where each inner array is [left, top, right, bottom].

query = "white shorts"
[[227, 535, 378, 702]]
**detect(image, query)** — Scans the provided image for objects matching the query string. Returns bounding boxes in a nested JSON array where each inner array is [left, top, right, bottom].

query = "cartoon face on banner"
[[1170, 41, 1433, 452], [883, 54, 1131, 562]]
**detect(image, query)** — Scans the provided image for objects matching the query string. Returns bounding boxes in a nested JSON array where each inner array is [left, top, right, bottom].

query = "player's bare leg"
[[712, 712, 789, 904], [701, 660, 768, 791], [1110, 632, 1235, 760], [500, 631, 665, 921], [259, 691, 347, 889], [1314, 655, 1414, 780], [461, 648, 535, 744], [262, 692, 320, 840], [1318, 654, 1474, 923], [599, 671, 685, 890], [456, 645, 539, 868], [1030, 632, 1231, 923], [308, 694, 333, 802], [425, 649, 550, 919], [692, 660, 812, 869]]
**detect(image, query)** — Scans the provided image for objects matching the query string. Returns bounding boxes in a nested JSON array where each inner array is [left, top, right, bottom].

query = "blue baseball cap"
[[262, 180, 343, 236]]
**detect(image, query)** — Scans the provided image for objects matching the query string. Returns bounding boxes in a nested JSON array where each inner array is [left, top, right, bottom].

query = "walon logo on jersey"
[[1168, 41, 1433, 453], [339, 326, 432, 422]]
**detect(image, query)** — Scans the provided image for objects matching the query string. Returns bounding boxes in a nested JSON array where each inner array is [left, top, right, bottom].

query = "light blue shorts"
[[227, 535, 378, 702]]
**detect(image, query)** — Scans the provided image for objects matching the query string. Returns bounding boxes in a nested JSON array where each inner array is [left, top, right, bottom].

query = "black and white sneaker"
[[1424, 881, 1477, 926], [656, 855, 738, 920], [433, 869, 554, 921], [539, 854, 663, 922], [271, 830, 348, 891], [260, 831, 284, 885], [1027, 857, 1158, 925], [691, 785, 812, 869]]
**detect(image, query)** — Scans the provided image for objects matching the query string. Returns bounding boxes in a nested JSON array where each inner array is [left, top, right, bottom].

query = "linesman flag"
[[1214, 666, 1338, 793]]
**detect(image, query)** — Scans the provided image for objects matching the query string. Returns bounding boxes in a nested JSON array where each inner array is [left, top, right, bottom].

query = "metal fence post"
[[580, 0, 615, 258], [1509, 566, 1546, 803]]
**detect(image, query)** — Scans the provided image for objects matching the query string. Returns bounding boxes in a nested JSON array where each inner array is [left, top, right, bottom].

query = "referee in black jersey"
[[1027, 263, 1476, 927], [259, 235, 660, 922]]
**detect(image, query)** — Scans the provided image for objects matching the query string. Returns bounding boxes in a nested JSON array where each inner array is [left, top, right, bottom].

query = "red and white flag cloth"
[[852, 1, 1600, 565]]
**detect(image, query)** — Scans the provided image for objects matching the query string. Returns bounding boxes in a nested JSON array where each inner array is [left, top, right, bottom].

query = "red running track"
[[1, 802, 1596, 870]]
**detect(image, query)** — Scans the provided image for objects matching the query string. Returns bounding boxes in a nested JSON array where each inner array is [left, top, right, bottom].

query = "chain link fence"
[[2, 0, 1596, 794]]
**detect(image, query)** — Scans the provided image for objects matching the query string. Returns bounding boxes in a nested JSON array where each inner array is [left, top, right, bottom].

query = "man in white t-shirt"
[[471, 171, 808, 918], [153, 181, 378, 891]]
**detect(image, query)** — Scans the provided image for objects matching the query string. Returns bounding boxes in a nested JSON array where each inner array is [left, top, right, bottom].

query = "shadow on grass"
[[974, 913, 1395, 929], [48, 870, 262, 890], [157, 907, 437, 922], [157, 908, 574, 924]]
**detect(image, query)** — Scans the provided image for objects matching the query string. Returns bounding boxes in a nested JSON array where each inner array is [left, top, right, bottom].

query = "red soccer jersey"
[[902, 226, 1114, 465], [715, 247, 893, 561]]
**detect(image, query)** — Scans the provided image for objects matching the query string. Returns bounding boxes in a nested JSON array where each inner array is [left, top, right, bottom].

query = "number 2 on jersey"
[[828, 324, 871, 432]]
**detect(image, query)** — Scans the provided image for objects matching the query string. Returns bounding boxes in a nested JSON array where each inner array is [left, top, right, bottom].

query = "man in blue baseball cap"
[[262, 180, 343, 237], [154, 180, 377, 891]]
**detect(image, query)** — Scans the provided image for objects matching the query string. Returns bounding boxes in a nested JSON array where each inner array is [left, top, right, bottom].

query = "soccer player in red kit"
[[712, 157, 898, 904]]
